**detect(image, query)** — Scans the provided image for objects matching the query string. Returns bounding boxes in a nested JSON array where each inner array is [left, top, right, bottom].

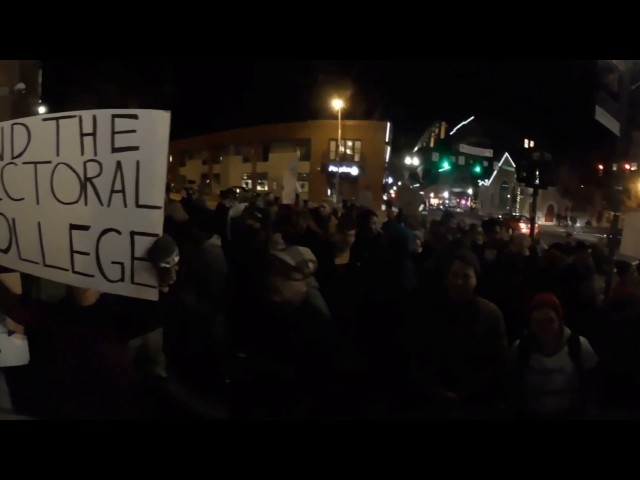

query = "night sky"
[[41, 59, 615, 163]]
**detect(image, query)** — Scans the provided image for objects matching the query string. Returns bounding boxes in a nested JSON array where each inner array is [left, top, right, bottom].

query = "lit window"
[[345, 140, 354, 155], [354, 140, 362, 161], [329, 140, 337, 160], [242, 174, 253, 190]]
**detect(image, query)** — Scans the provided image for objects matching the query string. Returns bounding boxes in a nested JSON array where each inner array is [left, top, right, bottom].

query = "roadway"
[[423, 210, 636, 262]]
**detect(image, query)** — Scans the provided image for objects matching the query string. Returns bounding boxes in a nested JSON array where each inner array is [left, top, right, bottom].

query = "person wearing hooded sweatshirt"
[[510, 293, 599, 419], [227, 244, 336, 419], [404, 250, 507, 419]]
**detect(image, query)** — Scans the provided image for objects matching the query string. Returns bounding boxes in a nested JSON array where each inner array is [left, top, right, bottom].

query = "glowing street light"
[[330, 97, 346, 203], [37, 104, 47, 114], [331, 98, 345, 111]]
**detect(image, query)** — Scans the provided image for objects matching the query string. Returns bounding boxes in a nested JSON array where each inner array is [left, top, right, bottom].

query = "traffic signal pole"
[[530, 186, 539, 241], [604, 62, 631, 300]]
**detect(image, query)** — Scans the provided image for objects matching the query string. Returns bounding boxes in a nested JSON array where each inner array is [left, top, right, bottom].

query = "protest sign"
[[0, 109, 170, 301]]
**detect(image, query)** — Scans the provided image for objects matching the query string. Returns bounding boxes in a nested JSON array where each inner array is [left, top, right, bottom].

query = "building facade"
[[169, 119, 392, 207], [0, 60, 42, 122], [477, 151, 573, 224]]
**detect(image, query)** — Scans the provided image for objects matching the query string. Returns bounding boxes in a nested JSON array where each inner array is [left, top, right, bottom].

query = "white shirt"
[[511, 330, 598, 414]]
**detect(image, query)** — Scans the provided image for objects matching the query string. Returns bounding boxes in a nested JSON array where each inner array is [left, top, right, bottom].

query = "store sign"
[[328, 164, 360, 176]]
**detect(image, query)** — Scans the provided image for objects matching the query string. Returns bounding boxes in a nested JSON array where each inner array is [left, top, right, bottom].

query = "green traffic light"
[[438, 159, 451, 172], [473, 164, 482, 174]]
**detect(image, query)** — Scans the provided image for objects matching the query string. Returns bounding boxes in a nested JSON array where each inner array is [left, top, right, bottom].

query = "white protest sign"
[[281, 155, 299, 205], [620, 210, 640, 259], [0, 109, 170, 301]]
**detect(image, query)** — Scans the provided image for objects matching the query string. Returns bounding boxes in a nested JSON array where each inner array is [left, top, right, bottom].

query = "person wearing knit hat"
[[511, 292, 599, 419], [529, 293, 565, 348], [611, 260, 639, 303]]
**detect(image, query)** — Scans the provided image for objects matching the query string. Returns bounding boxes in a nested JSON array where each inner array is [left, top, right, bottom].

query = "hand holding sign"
[[0, 110, 170, 301]]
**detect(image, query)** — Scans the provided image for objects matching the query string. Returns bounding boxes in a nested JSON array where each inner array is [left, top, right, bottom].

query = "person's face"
[[334, 230, 355, 253], [530, 308, 561, 344], [369, 215, 379, 232], [157, 263, 179, 293], [447, 260, 477, 300], [486, 226, 501, 243], [318, 203, 331, 217], [155, 251, 180, 293]]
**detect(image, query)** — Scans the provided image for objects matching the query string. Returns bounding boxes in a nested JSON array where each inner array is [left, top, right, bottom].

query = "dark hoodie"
[[406, 295, 508, 408], [0, 283, 166, 419]]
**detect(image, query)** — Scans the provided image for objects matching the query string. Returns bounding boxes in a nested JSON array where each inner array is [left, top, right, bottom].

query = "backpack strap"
[[516, 332, 535, 372]]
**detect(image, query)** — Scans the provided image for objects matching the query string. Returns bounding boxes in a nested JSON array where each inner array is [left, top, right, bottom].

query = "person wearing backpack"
[[510, 293, 599, 419]]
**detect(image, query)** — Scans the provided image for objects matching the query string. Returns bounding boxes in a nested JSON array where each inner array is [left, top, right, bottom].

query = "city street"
[[423, 210, 636, 261]]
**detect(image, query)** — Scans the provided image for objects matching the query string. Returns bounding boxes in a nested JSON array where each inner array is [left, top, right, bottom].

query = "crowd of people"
[[0, 185, 639, 419]]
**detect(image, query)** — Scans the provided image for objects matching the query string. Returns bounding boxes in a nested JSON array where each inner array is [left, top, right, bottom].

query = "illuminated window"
[[329, 140, 337, 160], [329, 139, 361, 160], [345, 140, 354, 155], [354, 140, 362, 161], [242, 173, 253, 190], [256, 180, 269, 192]]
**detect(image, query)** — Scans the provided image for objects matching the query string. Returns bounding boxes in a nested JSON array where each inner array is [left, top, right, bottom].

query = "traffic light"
[[597, 164, 604, 177], [472, 164, 482, 175], [439, 159, 451, 172]]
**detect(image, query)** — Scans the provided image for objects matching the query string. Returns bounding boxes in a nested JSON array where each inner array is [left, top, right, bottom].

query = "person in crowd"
[[227, 244, 336, 419], [0, 235, 180, 419], [510, 293, 599, 419], [300, 199, 338, 293], [406, 250, 508, 418]]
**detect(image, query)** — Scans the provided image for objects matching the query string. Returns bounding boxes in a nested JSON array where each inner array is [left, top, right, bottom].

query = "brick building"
[[169, 119, 392, 207]]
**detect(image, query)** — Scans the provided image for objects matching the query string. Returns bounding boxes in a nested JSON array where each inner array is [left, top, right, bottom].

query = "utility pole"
[[528, 151, 552, 241], [520, 138, 552, 241]]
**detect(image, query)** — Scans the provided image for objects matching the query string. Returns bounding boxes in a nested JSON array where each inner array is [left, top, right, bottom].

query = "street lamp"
[[331, 97, 345, 204], [37, 104, 47, 114]]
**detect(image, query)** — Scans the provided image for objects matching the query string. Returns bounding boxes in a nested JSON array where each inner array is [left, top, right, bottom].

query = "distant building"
[[477, 151, 572, 224], [477, 152, 518, 215], [0, 60, 41, 121], [411, 117, 507, 210], [169, 119, 392, 207]]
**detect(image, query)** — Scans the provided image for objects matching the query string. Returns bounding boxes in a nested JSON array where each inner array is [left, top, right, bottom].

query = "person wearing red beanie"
[[510, 293, 599, 419]]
